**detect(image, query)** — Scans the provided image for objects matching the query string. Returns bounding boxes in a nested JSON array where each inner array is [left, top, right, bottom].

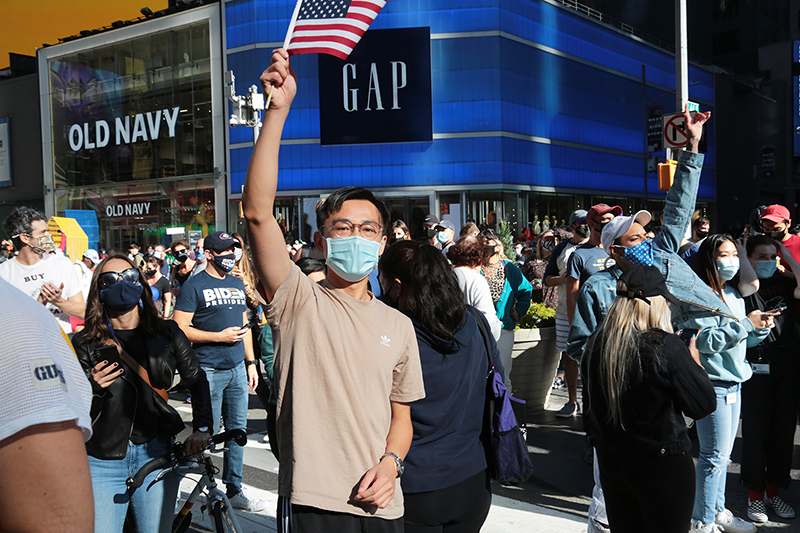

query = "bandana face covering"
[[622, 239, 654, 267]]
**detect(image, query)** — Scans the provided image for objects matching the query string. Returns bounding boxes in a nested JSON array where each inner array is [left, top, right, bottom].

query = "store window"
[[56, 176, 215, 251], [48, 21, 213, 188]]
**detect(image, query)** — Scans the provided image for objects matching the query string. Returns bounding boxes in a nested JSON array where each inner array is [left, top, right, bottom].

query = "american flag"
[[285, 0, 387, 60]]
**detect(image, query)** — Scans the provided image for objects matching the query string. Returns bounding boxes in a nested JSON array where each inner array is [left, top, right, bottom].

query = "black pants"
[[276, 496, 403, 533], [597, 449, 695, 533], [403, 470, 491, 533], [740, 362, 799, 492]]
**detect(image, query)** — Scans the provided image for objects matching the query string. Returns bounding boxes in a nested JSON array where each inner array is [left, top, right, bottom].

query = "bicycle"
[[126, 429, 249, 533]]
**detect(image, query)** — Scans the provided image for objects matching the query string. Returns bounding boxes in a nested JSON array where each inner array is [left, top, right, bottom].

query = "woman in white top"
[[447, 236, 502, 340]]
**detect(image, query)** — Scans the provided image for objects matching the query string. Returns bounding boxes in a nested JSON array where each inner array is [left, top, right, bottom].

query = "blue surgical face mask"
[[212, 252, 236, 273], [622, 239, 654, 267], [436, 232, 449, 244], [754, 260, 777, 279], [99, 280, 144, 312], [326, 236, 381, 282], [716, 257, 740, 281]]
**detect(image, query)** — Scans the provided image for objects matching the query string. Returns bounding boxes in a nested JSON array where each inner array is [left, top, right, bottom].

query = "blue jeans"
[[88, 437, 178, 533], [693, 383, 742, 525], [204, 361, 248, 496]]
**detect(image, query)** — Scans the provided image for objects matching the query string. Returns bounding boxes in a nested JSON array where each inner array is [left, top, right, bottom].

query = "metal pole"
[[642, 64, 648, 210], [676, 0, 688, 113]]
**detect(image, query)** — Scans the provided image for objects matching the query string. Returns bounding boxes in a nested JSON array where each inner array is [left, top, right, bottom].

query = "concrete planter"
[[509, 327, 559, 414]]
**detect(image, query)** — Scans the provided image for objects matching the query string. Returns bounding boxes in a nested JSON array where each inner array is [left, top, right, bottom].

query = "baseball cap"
[[203, 231, 241, 252], [600, 210, 652, 252], [82, 249, 101, 265], [586, 204, 623, 223], [569, 210, 588, 225], [435, 220, 455, 232], [618, 265, 680, 306], [760, 204, 791, 224], [423, 214, 439, 227]]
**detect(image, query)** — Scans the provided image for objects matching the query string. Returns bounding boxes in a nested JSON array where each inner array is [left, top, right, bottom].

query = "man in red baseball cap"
[[558, 203, 623, 418], [760, 205, 800, 270]]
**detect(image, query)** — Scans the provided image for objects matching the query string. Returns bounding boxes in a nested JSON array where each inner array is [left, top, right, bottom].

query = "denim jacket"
[[567, 151, 735, 362]]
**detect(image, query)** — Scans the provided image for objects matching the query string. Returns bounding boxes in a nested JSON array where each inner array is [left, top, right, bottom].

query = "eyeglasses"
[[99, 267, 141, 289], [322, 220, 382, 240]]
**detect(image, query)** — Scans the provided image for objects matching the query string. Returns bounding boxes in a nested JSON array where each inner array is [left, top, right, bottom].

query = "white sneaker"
[[690, 520, 722, 532], [715, 509, 756, 533], [261, 433, 269, 443], [228, 488, 267, 512]]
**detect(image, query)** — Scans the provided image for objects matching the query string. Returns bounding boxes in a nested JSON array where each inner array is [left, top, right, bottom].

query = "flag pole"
[[266, 0, 304, 110]]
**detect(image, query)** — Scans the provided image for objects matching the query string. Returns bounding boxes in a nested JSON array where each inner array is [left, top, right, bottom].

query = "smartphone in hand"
[[678, 328, 699, 346], [94, 345, 122, 371]]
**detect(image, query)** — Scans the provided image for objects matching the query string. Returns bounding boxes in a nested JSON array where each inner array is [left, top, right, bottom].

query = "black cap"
[[423, 214, 439, 226], [204, 231, 241, 252], [617, 265, 680, 306]]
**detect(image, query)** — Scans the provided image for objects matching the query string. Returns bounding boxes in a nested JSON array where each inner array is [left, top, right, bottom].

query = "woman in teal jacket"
[[479, 229, 533, 391], [678, 235, 774, 533]]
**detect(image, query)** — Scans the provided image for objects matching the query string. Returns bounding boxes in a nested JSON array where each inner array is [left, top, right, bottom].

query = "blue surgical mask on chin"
[[622, 239, 654, 267], [326, 236, 381, 283], [754, 260, 777, 279], [716, 257, 740, 281], [99, 280, 144, 312]]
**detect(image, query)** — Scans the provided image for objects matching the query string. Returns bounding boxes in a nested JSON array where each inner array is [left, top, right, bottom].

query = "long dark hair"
[[693, 233, 734, 305], [77, 253, 168, 346], [379, 241, 466, 342]]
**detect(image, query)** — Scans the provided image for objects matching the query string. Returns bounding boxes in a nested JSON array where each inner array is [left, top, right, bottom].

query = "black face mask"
[[425, 228, 437, 239], [175, 252, 189, 262], [574, 225, 591, 238], [144, 269, 157, 277], [696, 230, 709, 239], [593, 221, 610, 234], [768, 230, 786, 241]]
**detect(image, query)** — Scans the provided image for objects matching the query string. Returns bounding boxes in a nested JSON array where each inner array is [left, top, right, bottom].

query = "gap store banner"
[[225, 0, 715, 199]]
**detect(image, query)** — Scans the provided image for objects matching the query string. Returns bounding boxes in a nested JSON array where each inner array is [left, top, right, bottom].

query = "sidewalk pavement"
[[178, 477, 589, 533]]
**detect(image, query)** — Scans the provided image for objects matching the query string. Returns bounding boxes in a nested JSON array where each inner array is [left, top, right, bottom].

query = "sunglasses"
[[99, 267, 141, 289]]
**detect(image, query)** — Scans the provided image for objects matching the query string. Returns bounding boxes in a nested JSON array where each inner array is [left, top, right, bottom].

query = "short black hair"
[[316, 186, 391, 235], [3, 206, 47, 249], [129, 242, 140, 249], [693, 216, 710, 229], [296, 257, 326, 276], [745, 235, 779, 256]]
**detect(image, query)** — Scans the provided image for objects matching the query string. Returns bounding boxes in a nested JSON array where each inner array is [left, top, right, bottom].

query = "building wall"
[[224, 0, 716, 200], [0, 73, 45, 221]]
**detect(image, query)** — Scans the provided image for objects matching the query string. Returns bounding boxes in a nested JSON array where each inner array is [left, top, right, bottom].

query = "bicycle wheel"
[[211, 500, 237, 533]]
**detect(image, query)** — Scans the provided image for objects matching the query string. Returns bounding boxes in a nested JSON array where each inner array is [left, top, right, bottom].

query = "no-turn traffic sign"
[[662, 112, 689, 148]]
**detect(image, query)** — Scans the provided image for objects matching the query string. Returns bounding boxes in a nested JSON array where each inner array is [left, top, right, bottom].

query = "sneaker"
[[690, 520, 722, 533], [556, 402, 580, 418], [261, 433, 269, 443], [228, 488, 267, 512], [715, 509, 756, 533], [747, 499, 768, 523], [552, 376, 565, 389], [765, 495, 795, 519]]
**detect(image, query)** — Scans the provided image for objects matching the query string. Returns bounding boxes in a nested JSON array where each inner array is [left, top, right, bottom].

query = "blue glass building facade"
[[223, 0, 715, 236]]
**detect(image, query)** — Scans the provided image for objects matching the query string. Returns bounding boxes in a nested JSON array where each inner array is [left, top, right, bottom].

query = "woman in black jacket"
[[72, 254, 212, 533], [379, 241, 505, 533], [581, 265, 716, 533]]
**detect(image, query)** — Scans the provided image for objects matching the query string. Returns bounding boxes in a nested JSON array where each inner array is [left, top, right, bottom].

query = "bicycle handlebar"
[[126, 429, 248, 491]]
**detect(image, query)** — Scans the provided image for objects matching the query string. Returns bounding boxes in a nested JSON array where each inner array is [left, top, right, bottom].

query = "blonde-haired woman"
[[582, 265, 716, 533]]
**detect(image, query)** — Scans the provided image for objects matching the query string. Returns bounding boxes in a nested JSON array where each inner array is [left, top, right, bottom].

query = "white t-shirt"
[[0, 254, 83, 333], [454, 267, 503, 340], [0, 277, 92, 442], [74, 260, 93, 301]]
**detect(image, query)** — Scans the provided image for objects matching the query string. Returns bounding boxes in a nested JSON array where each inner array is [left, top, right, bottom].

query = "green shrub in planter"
[[515, 302, 556, 330]]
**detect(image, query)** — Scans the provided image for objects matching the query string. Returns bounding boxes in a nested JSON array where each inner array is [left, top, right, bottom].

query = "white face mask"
[[234, 247, 244, 263]]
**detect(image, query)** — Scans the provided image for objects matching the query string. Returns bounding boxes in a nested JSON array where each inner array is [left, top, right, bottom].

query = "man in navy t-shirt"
[[173, 231, 265, 512]]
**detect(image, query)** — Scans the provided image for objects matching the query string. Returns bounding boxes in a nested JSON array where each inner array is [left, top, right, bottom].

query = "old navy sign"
[[318, 27, 433, 145], [68, 107, 179, 152], [106, 202, 152, 217]]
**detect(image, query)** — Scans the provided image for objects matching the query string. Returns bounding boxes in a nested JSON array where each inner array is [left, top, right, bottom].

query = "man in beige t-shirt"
[[244, 49, 425, 533]]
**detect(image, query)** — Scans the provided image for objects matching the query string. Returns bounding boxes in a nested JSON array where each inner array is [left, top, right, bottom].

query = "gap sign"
[[318, 27, 433, 145]]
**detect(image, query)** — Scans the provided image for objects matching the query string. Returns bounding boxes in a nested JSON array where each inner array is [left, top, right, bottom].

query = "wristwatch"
[[197, 426, 209, 433], [245, 360, 257, 366], [380, 452, 404, 478]]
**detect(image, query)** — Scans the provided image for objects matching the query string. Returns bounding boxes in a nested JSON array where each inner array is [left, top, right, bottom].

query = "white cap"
[[82, 249, 101, 265], [600, 210, 652, 253]]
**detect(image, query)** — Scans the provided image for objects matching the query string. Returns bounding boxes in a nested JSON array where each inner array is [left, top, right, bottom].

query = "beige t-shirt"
[[264, 264, 425, 519]]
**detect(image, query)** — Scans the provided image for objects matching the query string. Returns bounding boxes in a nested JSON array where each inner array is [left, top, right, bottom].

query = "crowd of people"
[[2, 47, 800, 533]]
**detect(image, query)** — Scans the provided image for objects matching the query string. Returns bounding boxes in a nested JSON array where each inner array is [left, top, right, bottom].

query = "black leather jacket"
[[73, 320, 212, 459]]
